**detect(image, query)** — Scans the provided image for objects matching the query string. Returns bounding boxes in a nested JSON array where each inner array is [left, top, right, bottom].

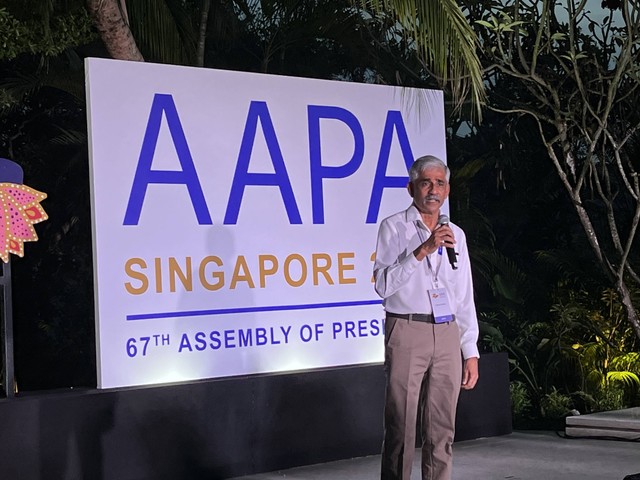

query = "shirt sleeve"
[[453, 229, 480, 359], [373, 216, 420, 299]]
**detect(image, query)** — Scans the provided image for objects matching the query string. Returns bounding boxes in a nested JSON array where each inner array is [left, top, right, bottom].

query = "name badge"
[[428, 288, 454, 324]]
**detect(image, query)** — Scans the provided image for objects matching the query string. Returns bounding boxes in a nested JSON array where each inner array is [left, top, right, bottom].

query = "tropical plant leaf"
[[127, 0, 197, 65], [606, 371, 640, 386], [351, 0, 485, 119]]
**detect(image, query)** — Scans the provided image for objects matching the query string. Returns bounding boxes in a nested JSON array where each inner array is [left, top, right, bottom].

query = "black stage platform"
[[0, 352, 511, 480]]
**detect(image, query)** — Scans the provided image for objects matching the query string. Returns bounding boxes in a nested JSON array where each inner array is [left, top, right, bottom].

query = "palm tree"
[[352, 0, 485, 119], [86, 0, 144, 61], [86, 1, 485, 116]]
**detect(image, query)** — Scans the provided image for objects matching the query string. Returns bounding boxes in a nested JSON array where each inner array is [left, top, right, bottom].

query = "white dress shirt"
[[374, 204, 480, 359]]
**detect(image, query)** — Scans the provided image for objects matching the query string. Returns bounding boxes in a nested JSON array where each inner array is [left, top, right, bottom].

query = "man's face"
[[408, 167, 450, 216]]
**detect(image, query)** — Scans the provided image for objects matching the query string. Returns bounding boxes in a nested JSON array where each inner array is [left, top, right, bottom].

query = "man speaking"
[[373, 155, 479, 480]]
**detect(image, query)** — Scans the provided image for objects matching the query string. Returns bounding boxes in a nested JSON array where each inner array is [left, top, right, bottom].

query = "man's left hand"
[[461, 357, 479, 390]]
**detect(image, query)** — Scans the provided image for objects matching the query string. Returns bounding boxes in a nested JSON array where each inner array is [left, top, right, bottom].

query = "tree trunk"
[[196, 0, 211, 67], [87, 0, 144, 61], [565, 159, 640, 341], [617, 279, 640, 340]]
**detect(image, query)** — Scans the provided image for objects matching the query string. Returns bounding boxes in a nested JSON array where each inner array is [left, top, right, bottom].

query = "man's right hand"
[[413, 224, 455, 261]]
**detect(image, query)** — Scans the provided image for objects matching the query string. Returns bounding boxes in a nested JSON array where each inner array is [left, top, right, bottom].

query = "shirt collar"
[[405, 204, 420, 221], [405, 204, 430, 231], [406, 204, 446, 234]]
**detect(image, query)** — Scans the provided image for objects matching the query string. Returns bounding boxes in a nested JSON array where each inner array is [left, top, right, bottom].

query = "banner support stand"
[[1, 260, 15, 398]]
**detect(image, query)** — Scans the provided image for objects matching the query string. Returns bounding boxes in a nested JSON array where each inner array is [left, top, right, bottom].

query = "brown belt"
[[386, 312, 435, 323]]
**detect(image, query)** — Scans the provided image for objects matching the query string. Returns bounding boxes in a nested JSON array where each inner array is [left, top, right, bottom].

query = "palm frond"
[[473, 248, 533, 305], [127, 0, 196, 65], [606, 371, 640, 387], [535, 248, 608, 288], [50, 127, 86, 146], [353, 0, 485, 119], [0, 71, 42, 103], [610, 351, 640, 372]]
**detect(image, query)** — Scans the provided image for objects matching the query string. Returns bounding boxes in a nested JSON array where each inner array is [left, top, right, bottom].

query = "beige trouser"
[[381, 316, 462, 480]]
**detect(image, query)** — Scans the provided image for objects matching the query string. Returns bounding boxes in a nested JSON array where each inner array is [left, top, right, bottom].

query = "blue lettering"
[[224, 101, 302, 224], [256, 327, 268, 346], [332, 322, 343, 339], [238, 329, 253, 347], [345, 321, 356, 338], [224, 329, 236, 348], [123, 94, 212, 225], [370, 318, 382, 336], [281, 325, 292, 343], [308, 105, 364, 224], [314, 323, 324, 341], [300, 324, 313, 342], [270, 327, 281, 345], [366, 111, 415, 223], [194, 331, 207, 351], [358, 319, 368, 337], [209, 331, 221, 350], [178, 333, 192, 352]]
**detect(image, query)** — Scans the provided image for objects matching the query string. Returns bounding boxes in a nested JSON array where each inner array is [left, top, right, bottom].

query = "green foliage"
[[540, 387, 573, 419], [126, 0, 197, 65], [595, 385, 626, 411], [449, 0, 640, 427], [607, 370, 640, 387], [0, 7, 95, 60], [469, 0, 640, 343], [569, 288, 640, 410], [475, 12, 525, 35], [510, 380, 532, 419], [480, 278, 640, 421], [352, 0, 485, 119], [229, 0, 362, 77]]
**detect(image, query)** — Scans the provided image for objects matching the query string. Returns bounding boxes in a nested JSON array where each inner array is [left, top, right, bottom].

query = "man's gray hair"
[[409, 155, 450, 182]]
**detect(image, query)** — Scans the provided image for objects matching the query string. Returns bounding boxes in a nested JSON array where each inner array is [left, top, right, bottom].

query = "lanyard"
[[414, 222, 443, 289]]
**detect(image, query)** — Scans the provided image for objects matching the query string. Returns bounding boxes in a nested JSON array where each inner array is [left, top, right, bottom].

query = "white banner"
[[85, 58, 447, 389]]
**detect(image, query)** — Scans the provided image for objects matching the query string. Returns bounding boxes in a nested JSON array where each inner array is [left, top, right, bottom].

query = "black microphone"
[[438, 214, 458, 270]]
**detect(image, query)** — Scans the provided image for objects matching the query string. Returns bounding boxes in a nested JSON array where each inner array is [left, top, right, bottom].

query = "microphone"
[[437, 214, 458, 270]]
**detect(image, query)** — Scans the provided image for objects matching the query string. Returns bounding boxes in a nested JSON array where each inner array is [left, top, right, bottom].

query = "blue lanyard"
[[414, 222, 443, 288]]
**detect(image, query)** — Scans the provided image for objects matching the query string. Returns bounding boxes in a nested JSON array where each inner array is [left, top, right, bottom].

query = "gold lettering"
[[312, 253, 334, 285], [199, 256, 224, 291], [337, 252, 356, 284], [259, 254, 278, 288], [169, 257, 193, 292], [154, 257, 163, 293], [124, 258, 149, 295], [284, 254, 307, 287], [230, 255, 255, 289]]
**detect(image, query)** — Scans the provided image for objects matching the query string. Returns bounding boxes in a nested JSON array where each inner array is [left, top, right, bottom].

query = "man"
[[374, 155, 479, 480]]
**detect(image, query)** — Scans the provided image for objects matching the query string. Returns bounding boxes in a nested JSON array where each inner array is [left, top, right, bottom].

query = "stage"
[[0, 353, 511, 480], [232, 430, 640, 480]]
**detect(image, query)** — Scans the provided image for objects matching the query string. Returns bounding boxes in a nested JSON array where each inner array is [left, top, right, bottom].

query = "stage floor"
[[231, 430, 640, 480]]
